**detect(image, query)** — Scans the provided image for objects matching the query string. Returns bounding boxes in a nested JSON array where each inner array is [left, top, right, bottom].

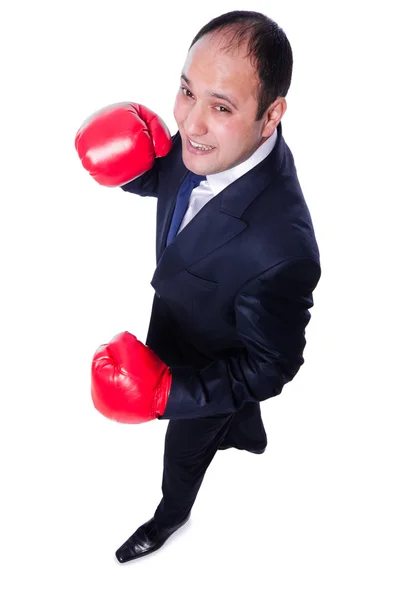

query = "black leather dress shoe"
[[115, 511, 191, 563]]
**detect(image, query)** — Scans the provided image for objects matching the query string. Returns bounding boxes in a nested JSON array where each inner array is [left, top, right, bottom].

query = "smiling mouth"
[[187, 137, 215, 151]]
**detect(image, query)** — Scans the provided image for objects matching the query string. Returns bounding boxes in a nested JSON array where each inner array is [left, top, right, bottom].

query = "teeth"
[[189, 138, 214, 150]]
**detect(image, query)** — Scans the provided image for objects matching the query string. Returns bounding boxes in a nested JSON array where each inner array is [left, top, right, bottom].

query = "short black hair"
[[189, 11, 293, 121]]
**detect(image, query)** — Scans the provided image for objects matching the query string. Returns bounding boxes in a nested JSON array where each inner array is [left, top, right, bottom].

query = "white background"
[[1, 0, 396, 598]]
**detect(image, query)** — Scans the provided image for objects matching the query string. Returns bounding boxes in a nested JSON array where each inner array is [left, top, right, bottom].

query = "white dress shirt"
[[178, 127, 278, 234]]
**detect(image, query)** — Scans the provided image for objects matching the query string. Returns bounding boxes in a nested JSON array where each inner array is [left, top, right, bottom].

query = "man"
[[75, 10, 321, 563]]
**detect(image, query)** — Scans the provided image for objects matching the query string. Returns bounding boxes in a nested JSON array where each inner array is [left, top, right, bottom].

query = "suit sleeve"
[[159, 257, 321, 420], [119, 158, 161, 197]]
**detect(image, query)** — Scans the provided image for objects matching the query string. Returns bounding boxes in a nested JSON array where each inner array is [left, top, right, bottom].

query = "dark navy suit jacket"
[[121, 122, 321, 423]]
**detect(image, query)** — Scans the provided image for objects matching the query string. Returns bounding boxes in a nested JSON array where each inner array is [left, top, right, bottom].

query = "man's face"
[[173, 33, 270, 176]]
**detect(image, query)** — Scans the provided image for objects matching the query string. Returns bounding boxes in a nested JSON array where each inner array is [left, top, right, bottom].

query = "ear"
[[261, 98, 288, 139]]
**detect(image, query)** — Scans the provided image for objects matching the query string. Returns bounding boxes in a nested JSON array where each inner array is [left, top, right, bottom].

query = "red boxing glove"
[[91, 331, 172, 424], [75, 102, 172, 186]]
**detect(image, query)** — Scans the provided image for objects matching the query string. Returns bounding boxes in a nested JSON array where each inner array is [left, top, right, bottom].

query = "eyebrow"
[[181, 72, 238, 110]]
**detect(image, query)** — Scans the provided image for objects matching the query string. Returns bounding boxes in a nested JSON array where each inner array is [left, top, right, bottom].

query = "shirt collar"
[[206, 127, 278, 197]]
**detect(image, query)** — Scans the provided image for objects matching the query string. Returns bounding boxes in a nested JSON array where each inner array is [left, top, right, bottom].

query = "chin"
[[182, 152, 210, 175]]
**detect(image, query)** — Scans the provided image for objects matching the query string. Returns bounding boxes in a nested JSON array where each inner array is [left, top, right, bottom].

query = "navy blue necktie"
[[166, 171, 206, 246]]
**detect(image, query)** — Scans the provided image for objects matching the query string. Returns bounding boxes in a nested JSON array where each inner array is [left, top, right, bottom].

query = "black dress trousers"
[[153, 411, 236, 529]]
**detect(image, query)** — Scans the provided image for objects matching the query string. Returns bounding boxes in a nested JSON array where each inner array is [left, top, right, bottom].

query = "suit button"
[[156, 292, 161, 298]]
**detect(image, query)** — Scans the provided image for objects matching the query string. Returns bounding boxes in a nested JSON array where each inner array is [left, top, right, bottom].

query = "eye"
[[180, 86, 193, 98], [180, 87, 231, 113]]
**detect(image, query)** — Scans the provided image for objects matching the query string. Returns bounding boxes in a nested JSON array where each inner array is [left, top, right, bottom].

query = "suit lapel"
[[151, 122, 285, 288]]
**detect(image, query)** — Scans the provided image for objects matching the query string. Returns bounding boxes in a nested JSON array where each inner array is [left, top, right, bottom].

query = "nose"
[[183, 103, 208, 138]]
